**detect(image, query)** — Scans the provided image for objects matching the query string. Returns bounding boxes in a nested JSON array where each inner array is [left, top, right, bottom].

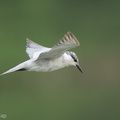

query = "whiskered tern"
[[1, 32, 83, 76]]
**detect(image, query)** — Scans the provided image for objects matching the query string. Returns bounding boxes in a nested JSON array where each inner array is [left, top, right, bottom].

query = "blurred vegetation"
[[0, 0, 120, 120]]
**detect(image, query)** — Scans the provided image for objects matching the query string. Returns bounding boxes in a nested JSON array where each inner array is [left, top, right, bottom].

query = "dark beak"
[[76, 64, 83, 73]]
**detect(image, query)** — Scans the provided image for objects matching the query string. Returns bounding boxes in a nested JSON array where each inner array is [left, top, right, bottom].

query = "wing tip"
[[26, 38, 34, 48], [64, 32, 80, 46], [26, 38, 32, 43]]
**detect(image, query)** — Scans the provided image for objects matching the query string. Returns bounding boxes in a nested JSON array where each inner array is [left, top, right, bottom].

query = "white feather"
[[26, 38, 50, 58]]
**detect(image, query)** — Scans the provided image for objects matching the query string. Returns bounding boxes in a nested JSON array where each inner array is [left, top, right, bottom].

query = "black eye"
[[71, 54, 77, 62], [74, 58, 77, 62]]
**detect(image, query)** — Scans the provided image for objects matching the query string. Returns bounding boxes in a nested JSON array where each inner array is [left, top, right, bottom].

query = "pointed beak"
[[76, 64, 83, 73]]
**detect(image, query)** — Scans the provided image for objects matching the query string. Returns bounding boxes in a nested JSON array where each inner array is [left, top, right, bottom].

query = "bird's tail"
[[0, 60, 31, 76]]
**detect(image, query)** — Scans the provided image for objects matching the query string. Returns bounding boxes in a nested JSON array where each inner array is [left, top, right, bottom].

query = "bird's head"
[[65, 51, 83, 73]]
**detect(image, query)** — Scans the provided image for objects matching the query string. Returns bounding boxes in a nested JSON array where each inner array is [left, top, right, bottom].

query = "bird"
[[1, 32, 83, 76]]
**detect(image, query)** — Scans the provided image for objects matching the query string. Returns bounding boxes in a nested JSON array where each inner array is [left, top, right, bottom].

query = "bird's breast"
[[29, 57, 66, 72]]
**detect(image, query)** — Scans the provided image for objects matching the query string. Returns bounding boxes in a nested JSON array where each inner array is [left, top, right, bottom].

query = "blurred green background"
[[0, 0, 120, 120]]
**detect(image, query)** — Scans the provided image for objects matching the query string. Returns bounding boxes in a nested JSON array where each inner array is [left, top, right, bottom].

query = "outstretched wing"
[[37, 32, 80, 60], [26, 38, 50, 58]]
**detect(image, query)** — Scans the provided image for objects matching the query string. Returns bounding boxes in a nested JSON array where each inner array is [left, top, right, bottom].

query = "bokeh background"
[[0, 0, 120, 120]]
